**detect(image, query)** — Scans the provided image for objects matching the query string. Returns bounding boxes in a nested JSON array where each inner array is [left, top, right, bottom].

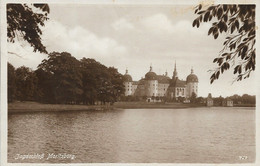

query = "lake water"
[[8, 107, 255, 163]]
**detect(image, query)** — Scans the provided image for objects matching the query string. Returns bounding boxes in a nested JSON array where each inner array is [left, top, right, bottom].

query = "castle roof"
[[186, 68, 198, 83], [169, 78, 186, 87], [123, 69, 133, 82], [145, 66, 157, 80], [156, 75, 171, 84], [136, 78, 146, 85]]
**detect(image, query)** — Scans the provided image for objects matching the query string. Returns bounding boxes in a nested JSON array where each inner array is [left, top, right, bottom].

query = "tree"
[[190, 92, 197, 103], [80, 58, 124, 105], [35, 68, 55, 103], [107, 67, 125, 104], [241, 94, 256, 104], [15, 66, 38, 101], [177, 96, 185, 102], [7, 4, 50, 53], [8, 63, 16, 102], [38, 52, 83, 104], [80, 58, 102, 104], [8, 53, 125, 105], [195, 96, 204, 104], [213, 95, 224, 106], [193, 4, 255, 83]]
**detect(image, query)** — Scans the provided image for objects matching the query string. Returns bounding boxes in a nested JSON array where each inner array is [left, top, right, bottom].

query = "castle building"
[[123, 62, 199, 100]]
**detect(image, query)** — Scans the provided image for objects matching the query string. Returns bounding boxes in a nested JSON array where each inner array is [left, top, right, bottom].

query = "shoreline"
[[8, 101, 255, 113], [8, 102, 110, 113]]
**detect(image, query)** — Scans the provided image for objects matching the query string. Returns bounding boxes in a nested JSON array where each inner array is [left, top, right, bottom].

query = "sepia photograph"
[[1, 0, 259, 165]]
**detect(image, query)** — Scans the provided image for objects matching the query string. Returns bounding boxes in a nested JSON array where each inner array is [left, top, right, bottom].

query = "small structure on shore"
[[222, 98, 233, 107], [206, 93, 213, 107]]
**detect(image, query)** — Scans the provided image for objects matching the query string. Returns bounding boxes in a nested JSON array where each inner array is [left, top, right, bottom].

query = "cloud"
[[8, 19, 128, 69], [171, 20, 211, 35], [8, 20, 127, 69], [42, 20, 127, 58], [142, 13, 174, 34], [112, 18, 134, 31]]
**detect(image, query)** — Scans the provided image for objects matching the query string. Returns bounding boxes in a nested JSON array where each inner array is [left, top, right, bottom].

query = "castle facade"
[[123, 63, 198, 101]]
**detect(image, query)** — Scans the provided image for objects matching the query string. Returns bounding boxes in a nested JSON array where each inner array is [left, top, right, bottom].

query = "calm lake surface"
[[8, 107, 255, 163]]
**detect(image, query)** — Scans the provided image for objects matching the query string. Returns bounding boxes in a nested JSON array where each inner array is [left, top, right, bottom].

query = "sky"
[[7, 4, 257, 97]]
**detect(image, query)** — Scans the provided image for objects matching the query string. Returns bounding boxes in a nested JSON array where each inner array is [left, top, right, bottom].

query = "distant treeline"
[[8, 52, 125, 105], [120, 94, 256, 105], [212, 94, 256, 106], [192, 95, 255, 106]]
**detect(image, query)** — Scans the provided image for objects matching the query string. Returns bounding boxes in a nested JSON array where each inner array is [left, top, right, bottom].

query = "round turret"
[[145, 66, 157, 80], [186, 68, 198, 83], [123, 69, 132, 82]]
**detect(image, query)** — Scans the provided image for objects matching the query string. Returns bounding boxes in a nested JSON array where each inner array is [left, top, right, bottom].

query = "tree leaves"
[[208, 27, 214, 35], [33, 4, 50, 13], [36, 52, 125, 104], [7, 4, 49, 53], [204, 11, 210, 22], [192, 18, 200, 27], [193, 4, 256, 83], [235, 20, 239, 30], [217, 7, 223, 19]]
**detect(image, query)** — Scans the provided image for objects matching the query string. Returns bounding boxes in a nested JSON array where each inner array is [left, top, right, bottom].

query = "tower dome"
[[123, 69, 132, 82], [145, 66, 157, 80], [186, 68, 198, 83]]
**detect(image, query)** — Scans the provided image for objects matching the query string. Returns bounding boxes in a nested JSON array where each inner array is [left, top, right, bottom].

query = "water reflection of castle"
[[123, 62, 198, 100]]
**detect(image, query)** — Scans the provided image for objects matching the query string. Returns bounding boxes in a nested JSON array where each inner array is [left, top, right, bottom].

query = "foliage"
[[193, 4, 255, 83], [190, 92, 197, 103], [8, 53, 124, 105], [34, 68, 54, 103], [229, 94, 255, 104], [15, 66, 38, 101], [177, 96, 185, 102], [107, 67, 125, 103], [8, 63, 16, 102], [213, 96, 224, 105], [7, 4, 49, 53], [38, 52, 83, 104], [80, 58, 124, 104]]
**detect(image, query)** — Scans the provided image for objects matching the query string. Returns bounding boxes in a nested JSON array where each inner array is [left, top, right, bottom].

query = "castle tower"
[[186, 67, 199, 98], [172, 61, 178, 80], [145, 65, 158, 97], [123, 68, 133, 96]]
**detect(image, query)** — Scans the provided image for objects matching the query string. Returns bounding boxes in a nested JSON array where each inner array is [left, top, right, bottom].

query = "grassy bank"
[[8, 102, 111, 113], [9, 101, 254, 113], [113, 102, 205, 109], [233, 104, 256, 107], [8, 101, 206, 113]]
